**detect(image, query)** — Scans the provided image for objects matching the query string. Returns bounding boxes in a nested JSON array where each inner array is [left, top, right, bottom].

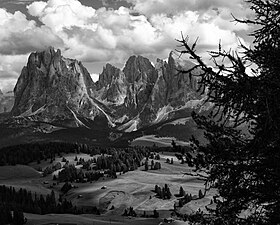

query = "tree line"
[[0, 142, 150, 166], [0, 185, 101, 217], [57, 164, 105, 183], [55, 147, 147, 182]]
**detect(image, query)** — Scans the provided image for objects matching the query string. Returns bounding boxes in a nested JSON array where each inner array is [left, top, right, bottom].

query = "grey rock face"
[[93, 52, 202, 128], [123, 55, 158, 112], [159, 51, 200, 106], [11, 47, 99, 121], [95, 64, 126, 105]]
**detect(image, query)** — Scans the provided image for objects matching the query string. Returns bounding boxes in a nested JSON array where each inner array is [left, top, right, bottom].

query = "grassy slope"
[[0, 165, 40, 181], [131, 135, 190, 147], [0, 152, 213, 225], [67, 153, 209, 214]]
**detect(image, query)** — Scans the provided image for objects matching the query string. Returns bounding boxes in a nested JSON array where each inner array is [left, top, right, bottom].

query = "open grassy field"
[[0, 152, 214, 225], [0, 165, 41, 180], [131, 135, 190, 147], [0, 164, 55, 195], [66, 152, 213, 214]]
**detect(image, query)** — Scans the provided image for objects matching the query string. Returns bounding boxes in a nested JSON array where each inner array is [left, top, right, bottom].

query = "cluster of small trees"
[[76, 149, 147, 175], [141, 210, 159, 218], [165, 158, 174, 164], [56, 148, 147, 182], [58, 165, 83, 182], [123, 207, 159, 218], [122, 207, 137, 217], [154, 184, 172, 199], [153, 209, 159, 218], [177, 194, 193, 208], [84, 171, 104, 181], [43, 162, 62, 176], [148, 152, 160, 160], [173, 187, 193, 209], [144, 159, 161, 171], [57, 165, 105, 183], [173, 187, 205, 210], [94, 152, 141, 172], [0, 206, 26, 225]]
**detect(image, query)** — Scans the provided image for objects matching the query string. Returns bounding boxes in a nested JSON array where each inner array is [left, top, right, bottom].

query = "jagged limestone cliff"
[[11, 47, 100, 122]]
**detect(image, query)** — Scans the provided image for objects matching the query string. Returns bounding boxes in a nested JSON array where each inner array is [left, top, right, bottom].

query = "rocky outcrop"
[[123, 55, 157, 112], [94, 64, 126, 105], [154, 52, 200, 107], [11, 47, 99, 121]]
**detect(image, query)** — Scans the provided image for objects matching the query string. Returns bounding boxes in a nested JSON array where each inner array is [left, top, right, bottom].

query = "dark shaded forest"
[[0, 185, 76, 215], [0, 142, 150, 166]]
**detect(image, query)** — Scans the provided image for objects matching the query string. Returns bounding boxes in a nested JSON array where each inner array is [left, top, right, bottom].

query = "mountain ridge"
[[0, 47, 210, 147]]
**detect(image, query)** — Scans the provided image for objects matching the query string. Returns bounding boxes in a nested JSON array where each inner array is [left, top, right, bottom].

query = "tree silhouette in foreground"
[[178, 0, 280, 224]]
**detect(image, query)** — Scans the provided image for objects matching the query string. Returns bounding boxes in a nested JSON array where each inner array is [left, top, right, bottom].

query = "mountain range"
[[0, 47, 212, 147]]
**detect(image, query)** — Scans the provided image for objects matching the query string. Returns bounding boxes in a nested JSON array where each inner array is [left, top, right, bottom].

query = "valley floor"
[[0, 152, 215, 225]]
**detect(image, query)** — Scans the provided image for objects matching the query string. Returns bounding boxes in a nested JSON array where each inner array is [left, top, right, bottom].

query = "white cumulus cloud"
[[0, 8, 63, 55], [0, 0, 253, 91]]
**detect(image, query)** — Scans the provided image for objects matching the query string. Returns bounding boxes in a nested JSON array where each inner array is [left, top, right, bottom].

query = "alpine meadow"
[[0, 0, 279, 225]]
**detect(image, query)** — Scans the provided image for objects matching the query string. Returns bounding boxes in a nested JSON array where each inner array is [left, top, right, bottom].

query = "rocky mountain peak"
[[123, 55, 158, 84], [11, 47, 99, 122], [93, 63, 127, 105], [97, 63, 122, 89], [0, 89, 3, 96], [167, 51, 175, 63]]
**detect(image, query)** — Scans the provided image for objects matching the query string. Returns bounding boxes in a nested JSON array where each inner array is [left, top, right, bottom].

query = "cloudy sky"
[[0, 0, 254, 92]]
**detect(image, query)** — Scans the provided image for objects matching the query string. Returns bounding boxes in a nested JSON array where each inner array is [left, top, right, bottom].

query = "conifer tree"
[[179, 186, 186, 197], [144, 160, 149, 171], [178, 0, 280, 224], [13, 210, 25, 225]]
